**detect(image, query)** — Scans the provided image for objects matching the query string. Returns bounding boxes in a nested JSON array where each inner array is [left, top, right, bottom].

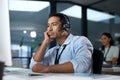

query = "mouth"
[[47, 31, 53, 36]]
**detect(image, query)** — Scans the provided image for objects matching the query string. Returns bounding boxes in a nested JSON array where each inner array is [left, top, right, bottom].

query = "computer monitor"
[[0, 0, 12, 66]]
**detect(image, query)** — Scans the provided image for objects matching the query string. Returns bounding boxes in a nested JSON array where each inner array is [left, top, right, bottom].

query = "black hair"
[[101, 32, 114, 50]]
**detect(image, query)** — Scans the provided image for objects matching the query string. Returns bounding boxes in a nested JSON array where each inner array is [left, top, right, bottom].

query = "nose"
[[47, 25, 53, 31]]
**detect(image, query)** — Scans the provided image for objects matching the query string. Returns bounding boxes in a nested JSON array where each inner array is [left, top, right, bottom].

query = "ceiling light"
[[61, 5, 115, 22], [9, 0, 49, 12], [23, 30, 27, 34], [87, 9, 115, 22], [61, 5, 82, 19], [30, 31, 36, 38]]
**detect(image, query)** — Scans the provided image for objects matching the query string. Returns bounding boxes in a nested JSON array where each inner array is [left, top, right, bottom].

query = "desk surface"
[[102, 67, 120, 75], [3, 67, 120, 80], [102, 67, 120, 72]]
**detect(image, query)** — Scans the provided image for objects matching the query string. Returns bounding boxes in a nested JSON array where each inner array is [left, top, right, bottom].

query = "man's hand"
[[44, 31, 53, 44], [32, 63, 49, 73]]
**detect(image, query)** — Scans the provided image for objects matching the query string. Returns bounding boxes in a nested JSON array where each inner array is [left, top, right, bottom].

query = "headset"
[[62, 14, 70, 31]]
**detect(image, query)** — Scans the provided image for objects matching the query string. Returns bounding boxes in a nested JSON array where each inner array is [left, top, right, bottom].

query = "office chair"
[[92, 49, 104, 74]]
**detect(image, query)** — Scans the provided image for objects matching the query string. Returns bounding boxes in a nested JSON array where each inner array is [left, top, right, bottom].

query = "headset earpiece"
[[62, 14, 70, 31], [63, 24, 70, 31]]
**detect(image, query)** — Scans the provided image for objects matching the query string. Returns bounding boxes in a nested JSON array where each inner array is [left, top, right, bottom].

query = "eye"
[[47, 25, 49, 28], [47, 24, 50, 28], [52, 23, 57, 26]]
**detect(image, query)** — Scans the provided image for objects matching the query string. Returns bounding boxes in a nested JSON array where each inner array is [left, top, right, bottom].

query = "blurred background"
[[9, 0, 120, 68]]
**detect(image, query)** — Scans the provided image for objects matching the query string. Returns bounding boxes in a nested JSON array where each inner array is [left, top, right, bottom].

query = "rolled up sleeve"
[[70, 37, 93, 73]]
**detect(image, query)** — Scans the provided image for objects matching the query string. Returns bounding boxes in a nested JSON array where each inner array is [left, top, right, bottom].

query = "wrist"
[[43, 39, 50, 46], [45, 66, 50, 73]]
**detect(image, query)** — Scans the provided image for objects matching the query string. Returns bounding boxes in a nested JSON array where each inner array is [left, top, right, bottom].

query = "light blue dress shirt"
[[30, 34, 93, 73]]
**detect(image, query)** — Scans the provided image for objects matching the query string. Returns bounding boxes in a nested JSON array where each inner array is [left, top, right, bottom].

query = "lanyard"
[[104, 46, 111, 61], [54, 45, 67, 64]]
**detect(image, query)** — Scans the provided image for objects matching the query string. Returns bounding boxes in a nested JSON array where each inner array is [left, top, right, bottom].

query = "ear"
[[108, 38, 111, 42]]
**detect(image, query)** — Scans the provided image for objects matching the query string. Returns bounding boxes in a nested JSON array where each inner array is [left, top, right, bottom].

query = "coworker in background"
[[30, 13, 93, 73], [100, 32, 119, 65]]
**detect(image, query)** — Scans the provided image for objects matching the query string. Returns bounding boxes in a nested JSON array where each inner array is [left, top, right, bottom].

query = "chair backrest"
[[117, 49, 120, 65], [92, 49, 103, 74]]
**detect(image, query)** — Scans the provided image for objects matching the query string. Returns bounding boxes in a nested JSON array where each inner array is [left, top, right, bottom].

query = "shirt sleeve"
[[29, 56, 37, 68], [112, 46, 119, 58], [70, 36, 93, 73]]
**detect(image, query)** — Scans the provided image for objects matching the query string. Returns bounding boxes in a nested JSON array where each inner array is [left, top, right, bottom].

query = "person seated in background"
[[30, 13, 93, 73], [100, 32, 119, 66]]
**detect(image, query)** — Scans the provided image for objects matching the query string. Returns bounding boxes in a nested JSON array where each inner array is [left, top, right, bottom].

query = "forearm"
[[48, 62, 74, 73], [112, 58, 118, 65], [32, 62, 74, 73], [33, 40, 49, 62]]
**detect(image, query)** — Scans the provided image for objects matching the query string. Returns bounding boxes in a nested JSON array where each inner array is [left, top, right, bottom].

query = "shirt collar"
[[56, 34, 73, 48], [62, 33, 73, 45]]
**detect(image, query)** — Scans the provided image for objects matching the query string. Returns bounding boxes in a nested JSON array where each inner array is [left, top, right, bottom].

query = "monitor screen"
[[0, 0, 12, 66]]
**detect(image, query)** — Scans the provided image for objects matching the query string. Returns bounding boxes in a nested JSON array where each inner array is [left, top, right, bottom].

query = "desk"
[[102, 67, 120, 75], [3, 67, 120, 80]]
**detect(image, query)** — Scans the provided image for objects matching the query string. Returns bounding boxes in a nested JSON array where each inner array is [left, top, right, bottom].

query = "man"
[[31, 13, 93, 73]]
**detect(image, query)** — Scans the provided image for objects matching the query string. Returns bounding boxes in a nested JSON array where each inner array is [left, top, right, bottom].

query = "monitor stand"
[[0, 61, 4, 80]]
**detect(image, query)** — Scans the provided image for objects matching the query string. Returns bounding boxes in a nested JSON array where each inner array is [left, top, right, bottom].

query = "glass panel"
[[87, 8, 120, 49], [9, 0, 50, 68], [57, 3, 82, 35]]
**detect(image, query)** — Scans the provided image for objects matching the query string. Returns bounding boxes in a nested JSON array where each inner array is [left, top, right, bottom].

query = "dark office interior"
[[9, 0, 120, 71]]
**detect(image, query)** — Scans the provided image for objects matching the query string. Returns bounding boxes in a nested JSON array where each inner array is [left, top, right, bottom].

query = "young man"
[[31, 13, 93, 73]]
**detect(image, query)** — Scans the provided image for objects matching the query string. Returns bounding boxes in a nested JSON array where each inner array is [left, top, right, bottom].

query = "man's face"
[[47, 16, 63, 40]]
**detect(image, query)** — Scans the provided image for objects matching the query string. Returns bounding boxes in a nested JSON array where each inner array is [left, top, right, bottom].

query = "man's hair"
[[49, 13, 70, 31]]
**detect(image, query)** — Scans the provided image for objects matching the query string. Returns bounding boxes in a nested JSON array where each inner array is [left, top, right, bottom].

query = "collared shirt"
[[30, 34, 93, 73]]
